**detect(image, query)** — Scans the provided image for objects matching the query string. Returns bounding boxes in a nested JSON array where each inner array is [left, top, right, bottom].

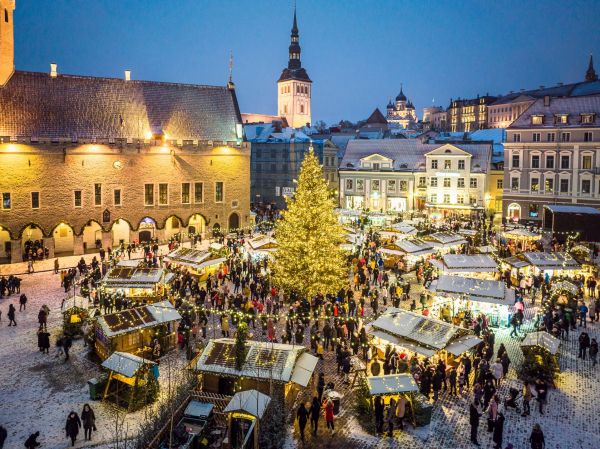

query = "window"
[[94, 183, 102, 206], [582, 179, 591, 194], [457, 178, 465, 188], [443, 194, 450, 203], [513, 133, 521, 143], [430, 177, 438, 187], [418, 177, 426, 187], [560, 179, 569, 193], [529, 203, 540, 218], [431, 159, 438, 169], [31, 192, 40, 209], [530, 177, 539, 192], [512, 154, 520, 168], [511, 177, 519, 191], [429, 194, 437, 203], [194, 182, 204, 203], [555, 114, 568, 124], [497, 179, 503, 189], [345, 179, 354, 191], [584, 132, 593, 142], [356, 179, 364, 191], [533, 133, 541, 142], [181, 183, 191, 204], [546, 155, 555, 169], [443, 178, 451, 188], [215, 182, 224, 202], [532, 115, 544, 125], [2, 192, 10, 210], [545, 178, 553, 193], [560, 155, 570, 169], [113, 189, 122, 206], [582, 155, 592, 170], [444, 160, 451, 169], [74, 190, 82, 208], [470, 178, 478, 188], [372, 180, 380, 191], [561, 132, 570, 142], [372, 163, 380, 170], [158, 183, 168, 205], [399, 180, 407, 191], [531, 155, 540, 168], [547, 132, 555, 142], [457, 196, 465, 204], [300, 104, 305, 114], [581, 114, 595, 124], [144, 184, 154, 205], [458, 160, 465, 170], [387, 180, 396, 191]]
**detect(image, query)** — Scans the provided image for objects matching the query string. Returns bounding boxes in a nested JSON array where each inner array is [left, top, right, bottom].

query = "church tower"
[[277, 7, 312, 128], [0, 0, 15, 86]]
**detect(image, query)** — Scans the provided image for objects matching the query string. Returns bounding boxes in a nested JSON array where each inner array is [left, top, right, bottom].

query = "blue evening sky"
[[14, 0, 600, 125]]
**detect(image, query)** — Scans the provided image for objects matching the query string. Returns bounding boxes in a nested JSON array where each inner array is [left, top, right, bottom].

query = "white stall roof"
[[523, 252, 580, 270], [290, 352, 320, 387], [477, 245, 496, 254], [97, 301, 182, 338], [396, 239, 435, 255], [445, 335, 483, 356], [117, 259, 142, 268], [248, 235, 278, 250], [165, 248, 226, 270], [521, 331, 560, 355], [504, 256, 530, 269], [458, 229, 478, 236], [502, 228, 541, 240], [223, 390, 271, 419], [430, 275, 515, 305], [367, 374, 419, 395], [146, 301, 182, 323], [550, 280, 579, 295], [439, 254, 498, 273], [209, 242, 225, 251], [428, 232, 468, 246], [101, 351, 155, 378]]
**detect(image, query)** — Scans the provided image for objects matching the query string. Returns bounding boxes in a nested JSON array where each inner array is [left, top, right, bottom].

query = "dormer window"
[[554, 114, 568, 124], [372, 163, 380, 170], [581, 113, 595, 124], [531, 115, 544, 125]]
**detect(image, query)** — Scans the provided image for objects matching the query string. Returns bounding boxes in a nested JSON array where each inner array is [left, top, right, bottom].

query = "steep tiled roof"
[[0, 71, 241, 141], [366, 108, 388, 125], [340, 139, 491, 173], [509, 95, 600, 129], [491, 80, 600, 106]]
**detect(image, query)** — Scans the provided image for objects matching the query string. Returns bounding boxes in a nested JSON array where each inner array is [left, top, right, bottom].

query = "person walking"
[[317, 373, 325, 403], [19, 293, 27, 311], [310, 397, 320, 437], [81, 403, 96, 441], [65, 411, 82, 446], [492, 410, 505, 449], [323, 398, 335, 435], [395, 394, 406, 431], [590, 338, 598, 366], [296, 402, 309, 442], [386, 397, 396, 437], [469, 400, 481, 446], [63, 335, 73, 361], [374, 395, 384, 433], [7, 304, 16, 326], [529, 423, 545, 449], [54, 258, 60, 274], [578, 332, 590, 359], [522, 381, 532, 416], [24, 431, 41, 449], [535, 379, 547, 415]]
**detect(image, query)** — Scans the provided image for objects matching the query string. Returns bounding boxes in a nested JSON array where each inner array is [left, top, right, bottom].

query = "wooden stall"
[[223, 390, 271, 449], [430, 254, 498, 279], [164, 247, 226, 282], [523, 251, 581, 277], [247, 235, 278, 260], [101, 266, 174, 303]]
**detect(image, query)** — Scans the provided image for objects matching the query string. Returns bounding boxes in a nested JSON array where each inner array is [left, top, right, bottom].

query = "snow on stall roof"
[[248, 235, 278, 250], [97, 301, 181, 338], [102, 266, 166, 288], [101, 351, 155, 378], [504, 256, 530, 268], [396, 238, 435, 255], [290, 352, 320, 387], [184, 401, 214, 419], [367, 374, 419, 395], [523, 252, 580, 269], [440, 254, 498, 272], [428, 231, 468, 246], [223, 390, 271, 419], [116, 259, 142, 268], [430, 275, 515, 305], [445, 335, 483, 356], [165, 248, 226, 270], [521, 331, 560, 355], [146, 301, 182, 324]]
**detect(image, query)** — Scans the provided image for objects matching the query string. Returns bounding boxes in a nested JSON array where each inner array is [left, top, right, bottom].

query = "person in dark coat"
[[65, 411, 81, 446], [317, 373, 325, 403], [296, 403, 309, 442], [63, 335, 73, 361], [492, 411, 505, 449], [374, 395, 385, 433], [81, 403, 96, 441], [469, 401, 481, 446], [7, 304, 16, 326], [529, 423, 545, 449], [309, 397, 320, 436], [0, 425, 7, 449], [24, 431, 41, 449]]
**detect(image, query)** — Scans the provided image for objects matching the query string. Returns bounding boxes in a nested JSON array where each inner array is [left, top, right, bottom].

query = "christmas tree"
[[273, 147, 347, 298]]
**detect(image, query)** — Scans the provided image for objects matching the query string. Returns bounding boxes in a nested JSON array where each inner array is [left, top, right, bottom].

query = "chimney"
[[544, 96, 550, 107], [50, 63, 57, 78], [124, 70, 131, 81]]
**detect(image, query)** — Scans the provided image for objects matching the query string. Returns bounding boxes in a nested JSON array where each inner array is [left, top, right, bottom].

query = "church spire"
[[288, 4, 302, 70], [586, 53, 598, 82]]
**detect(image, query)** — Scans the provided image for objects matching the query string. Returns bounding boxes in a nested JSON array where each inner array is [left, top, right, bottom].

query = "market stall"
[[521, 331, 560, 356], [501, 256, 531, 283], [366, 374, 427, 426], [393, 239, 436, 269], [379, 223, 418, 241], [224, 389, 271, 449], [101, 351, 159, 412], [425, 232, 468, 253], [428, 275, 516, 327], [502, 228, 541, 251], [519, 331, 561, 384], [247, 235, 278, 260], [164, 247, 226, 281], [194, 338, 318, 406], [100, 266, 174, 302], [430, 254, 498, 278], [523, 251, 581, 277], [62, 295, 94, 336], [94, 300, 181, 361]]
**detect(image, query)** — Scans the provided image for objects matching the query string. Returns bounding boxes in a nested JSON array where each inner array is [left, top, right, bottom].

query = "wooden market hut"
[[247, 235, 278, 259], [522, 251, 581, 277], [94, 300, 182, 360], [223, 389, 271, 449], [366, 374, 428, 427], [380, 238, 435, 269], [101, 351, 159, 412], [521, 331, 560, 356], [101, 266, 175, 302], [379, 223, 417, 241], [62, 295, 95, 336], [425, 231, 468, 252], [430, 254, 498, 278], [194, 338, 318, 405], [164, 247, 226, 281]]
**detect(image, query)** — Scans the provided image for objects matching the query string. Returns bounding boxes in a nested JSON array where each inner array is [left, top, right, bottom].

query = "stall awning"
[[223, 390, 271, 419], [369, 328, 436, 358], [502, 228, 541, 240], [101, 351, 155, 378], [367, 374, 419, 395], [429, 275, 515, 306], [504, 256, 530, 269], [396, 239, 435, 256], [290, 352, 319, 387], [428, 231, 468, 246], [523, 252, 580, 270], [445, 335, 483, 356], [434, 254, 498, 273], [521, 331, 560, 355]]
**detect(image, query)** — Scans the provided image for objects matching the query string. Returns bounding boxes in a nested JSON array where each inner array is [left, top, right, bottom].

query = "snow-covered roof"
[[502, 229, 541, 240], [427, 232, 468, 247], [195, 338, 317, 385], [102, 266, 168, 289], [395, 238, 435, 255], [116, 259, 142, 268], [510, 95, 600, 129], [445, 335, 483, 356], [223, 390, 271, 419], [429, 275, 515, 305], [290, 352, 320, 388], [101, 351, 155, 378], [550, 280, 579, 295], [164, 247, 226, 270], [368, 328, 436, 358], [523, 252, 580, 269], [248, 235, 278, 251], [504, 256, 530, 268], [367, 374, 419, 395], [521, 331, 560, 355], [209, 242, 225, 251], [477, 245, 496, 254], [435, 254, 498, 273], [96, 301, 182, 338]]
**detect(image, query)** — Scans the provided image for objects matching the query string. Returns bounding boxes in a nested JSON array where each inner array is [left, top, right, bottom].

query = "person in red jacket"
[[323, 398, 335, 435]]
